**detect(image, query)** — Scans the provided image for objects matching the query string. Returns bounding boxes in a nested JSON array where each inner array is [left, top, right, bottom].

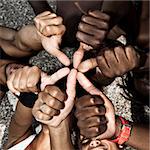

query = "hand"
[[33, 69, 77, 127], [34, 11, 70, 66], [96, 46, 140, 78], [77, 72, 116, 140], [75, 95, 107, 138], [78, 46, 140, 79], [34, 11, 65, 37], [32, 85, 66, 122], [76, 10, 110, 49], [7, 66, 41, 95], [73, 10, 110, 68]]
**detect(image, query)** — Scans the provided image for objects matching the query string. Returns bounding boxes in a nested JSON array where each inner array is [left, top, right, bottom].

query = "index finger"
[[44, 86, 65, 102], [40, 67, 70, 91]]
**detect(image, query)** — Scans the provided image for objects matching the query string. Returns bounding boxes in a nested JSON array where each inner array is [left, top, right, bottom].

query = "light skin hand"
[[7, 66, 41, 95], [34, 11, 70, 66]]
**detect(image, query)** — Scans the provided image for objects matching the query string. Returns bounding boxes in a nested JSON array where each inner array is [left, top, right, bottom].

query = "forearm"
[[0, 38, 32, 57], [102, 1, 132, 28], [126, 124, 149, 150], [13, 24, 42, 52], [6, 101, 33, 148], [28, 0, 53, 15], [0, 59, 15, 85], [48, 119, 74, 150], [0, 26, 16, 41]]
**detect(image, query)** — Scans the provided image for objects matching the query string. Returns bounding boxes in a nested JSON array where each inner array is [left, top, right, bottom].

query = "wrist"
[[5, 63, 24, 79], [111, 116, 132, 148]]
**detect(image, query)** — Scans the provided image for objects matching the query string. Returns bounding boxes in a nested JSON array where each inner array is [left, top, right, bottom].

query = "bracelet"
[[111, 116, 132, 148]]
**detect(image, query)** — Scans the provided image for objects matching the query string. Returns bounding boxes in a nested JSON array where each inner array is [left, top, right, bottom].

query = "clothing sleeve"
[[17, 92, 38, 108]]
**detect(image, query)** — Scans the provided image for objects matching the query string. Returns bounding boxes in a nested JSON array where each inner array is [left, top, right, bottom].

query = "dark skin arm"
[[28, 0, 53, 15], [126, 124, 149, 150], [4, 101, 33, 149]]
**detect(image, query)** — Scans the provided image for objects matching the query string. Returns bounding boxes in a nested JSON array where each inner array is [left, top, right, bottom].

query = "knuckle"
[[81, 15, 87, 22]]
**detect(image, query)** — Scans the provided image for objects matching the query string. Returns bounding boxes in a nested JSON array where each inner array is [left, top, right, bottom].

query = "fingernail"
[[16, 92, 20, 96], [90, 98, 95, 104]]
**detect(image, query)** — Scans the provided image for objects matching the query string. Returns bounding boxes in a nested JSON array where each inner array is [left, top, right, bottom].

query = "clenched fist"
[[34, 11, 70, 66], [7, 66, 41, 95], [96, 46, 140, 78], [75, 95, 107, 138], [76, 10, 110, 49], [32, 85, 66, 123]]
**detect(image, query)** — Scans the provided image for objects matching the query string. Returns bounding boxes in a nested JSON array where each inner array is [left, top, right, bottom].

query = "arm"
[[126, 123, 149, 150], [5, 101, 33, 149], [0, 25, 42, 57], [28, 0, 53, 15], [48, 117, 74, 150], [32, 85, 74, 150], [0, 26, 16, 41]]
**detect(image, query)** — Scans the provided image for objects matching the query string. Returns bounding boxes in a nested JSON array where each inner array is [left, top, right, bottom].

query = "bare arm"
[[48, 118, 74, 150], [5, 101, 33, 149], [126, 124, 149, 150], [0, 25, 42, 57], [13, 24, 42, 52], [0, 26, 16, 41], [0, 59, 15, 85]]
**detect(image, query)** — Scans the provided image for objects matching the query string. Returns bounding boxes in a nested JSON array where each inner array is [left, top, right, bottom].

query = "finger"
[[27, 66, 40, 92], [35, 11, 52, 18], [40, 67, 70, 90], [77, 116, 107, 129], [66, 69, 77, 98], [42, 25, 66, 36], [88, 10, 110, 21], [42, 35, 70, 66], [44, 86, 65, 102], [44, 69, 77, 127], [80, 124, 107, 138], [78, 58, 97, 72], [75, 106, 106, 120], [103, 49, 119, 76], [73, 44, 85, 69], [125, 46, 140, 68], [76, 95, 104, 109], [96, 55, 114, 78], [7, 73, 20, 96], [40, 16, 63, 26], [34, 110, 52, 121], [40, 104, 60, 116], [12, 69, 23, 92], [78, 22, 107, 38], [77, 72, 116, 139], [77, 72, 100, 95], [76, 31, 101, 48], [41, 92, 64, 110], [81, 15, 109, 30], [34, 12, 54, 30]]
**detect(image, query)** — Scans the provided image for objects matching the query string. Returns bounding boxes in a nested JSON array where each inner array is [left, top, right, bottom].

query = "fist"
[[34, 11, 66, 36], [75, 95, 107, 138], [7, 66, 41, 95], [96, 46, 140, 78], [32, 85, 66, 123], [76, 10, 110, 49]]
